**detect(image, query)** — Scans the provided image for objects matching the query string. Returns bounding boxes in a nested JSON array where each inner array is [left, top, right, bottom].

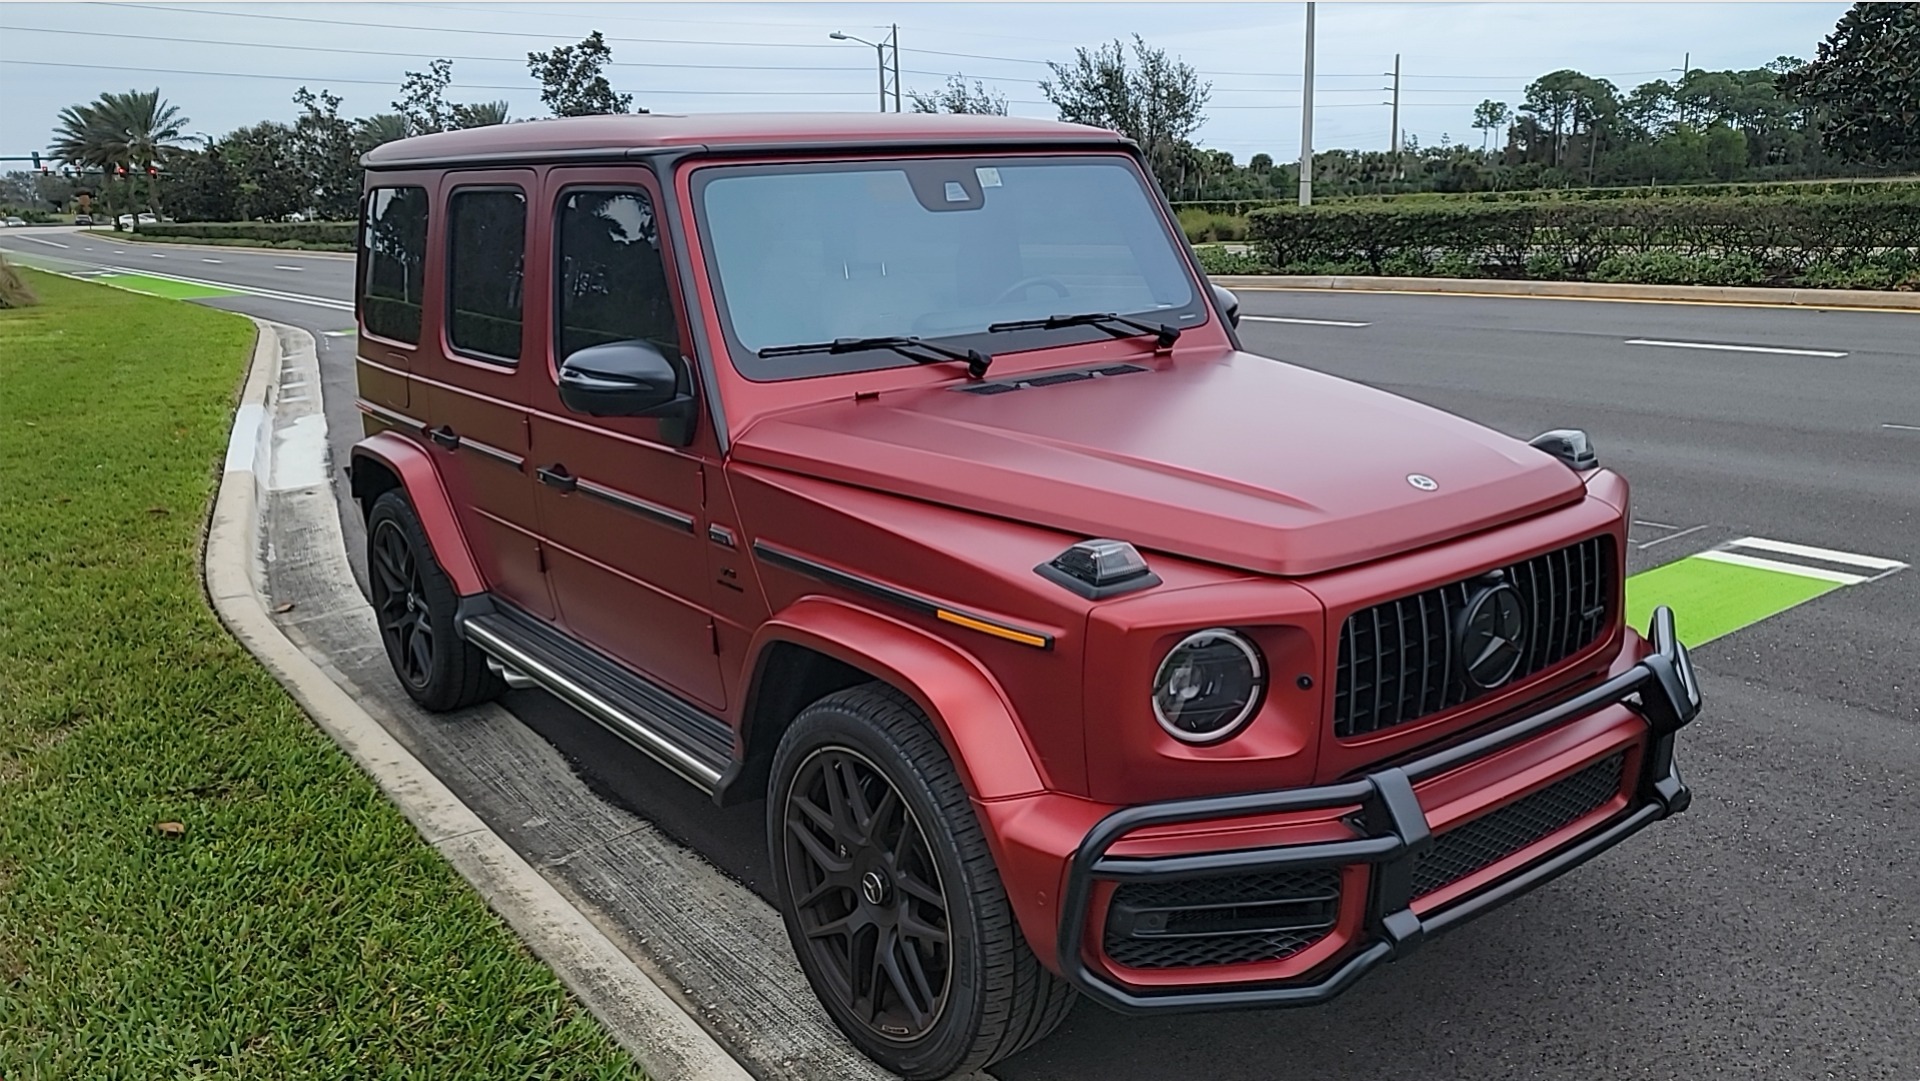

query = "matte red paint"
[[353, 114, 1682, 1000]]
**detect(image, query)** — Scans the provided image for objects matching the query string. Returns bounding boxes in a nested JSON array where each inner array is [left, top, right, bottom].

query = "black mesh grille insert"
[[1103, 867, 1340, 970], [1412, 752, 1624, 899], [1334, 535, 1614, 739]]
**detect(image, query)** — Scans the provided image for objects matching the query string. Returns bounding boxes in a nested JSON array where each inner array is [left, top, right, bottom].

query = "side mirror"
[[1210, 282, 1241, 328], [556, 340, 690, 419]]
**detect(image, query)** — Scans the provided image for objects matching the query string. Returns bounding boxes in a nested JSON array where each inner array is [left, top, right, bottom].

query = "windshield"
[[694, 155, 1204, 380]]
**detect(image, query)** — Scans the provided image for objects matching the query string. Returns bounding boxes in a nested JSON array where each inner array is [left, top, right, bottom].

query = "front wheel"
[[768, 684, 1074, 1079]]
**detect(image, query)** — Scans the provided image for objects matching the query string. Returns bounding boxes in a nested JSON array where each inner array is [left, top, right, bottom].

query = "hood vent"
[[955, 362, 1148, 395]]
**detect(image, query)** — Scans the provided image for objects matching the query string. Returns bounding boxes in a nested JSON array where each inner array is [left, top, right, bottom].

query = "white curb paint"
[[206, 319, 756, 1081], [269, 412, 329, 491], [1242, 315, 1371, 327], [1724, 536, 1906, 571], [1624, 338, 1847, 358]]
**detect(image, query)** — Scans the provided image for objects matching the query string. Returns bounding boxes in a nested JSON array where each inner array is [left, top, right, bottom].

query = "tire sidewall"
[[366, 489, 468, 709], [768, 701, 992, 1079]]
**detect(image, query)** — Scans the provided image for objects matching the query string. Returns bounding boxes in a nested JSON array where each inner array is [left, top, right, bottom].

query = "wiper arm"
[[987, 311, 1180, 349], [756, 335, 992, 380]]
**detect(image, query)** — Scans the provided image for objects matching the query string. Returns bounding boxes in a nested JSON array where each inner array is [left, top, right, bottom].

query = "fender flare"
[[746, 596, 1047, 801], [349, 431, 485, 597]]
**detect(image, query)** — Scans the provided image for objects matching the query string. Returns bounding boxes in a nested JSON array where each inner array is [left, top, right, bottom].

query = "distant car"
[[3, 217, 26, 227], [115, 213, 159, 228], [73, 214, 93, 225]]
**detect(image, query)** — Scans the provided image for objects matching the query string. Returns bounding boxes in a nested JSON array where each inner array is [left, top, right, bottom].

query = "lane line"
[[1637, 523, 1709, 550], [20, 236, 69, 248], [1693, 549, 1868, 585], [274, 265, 303, 271], [202, 258, 222, 263], [1882, 423, 1920, 432], [1625, 338, 1847, 358], [1632, 518, 1679, 530], [149, 252, 165, 258], [1225, 284, 1920, 316], [1723, 536, 1907, 571], [1242, 315, 1372, 327]]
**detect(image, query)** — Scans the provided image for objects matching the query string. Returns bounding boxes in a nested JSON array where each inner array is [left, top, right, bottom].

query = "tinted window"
[[696, 157, 1199, 379], [360, 186, 428, 344], [555, 188, 679, 364], [447, 188, 527, 361]]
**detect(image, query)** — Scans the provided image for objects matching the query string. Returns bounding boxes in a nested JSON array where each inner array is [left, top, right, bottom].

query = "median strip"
[[1624, 338, 1847, 358], [1626, 536, 1906, 646]]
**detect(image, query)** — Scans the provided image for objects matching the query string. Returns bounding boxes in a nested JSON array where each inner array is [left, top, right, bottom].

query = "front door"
[[528, 169, 725, 710], [416, 168, 554, 619]]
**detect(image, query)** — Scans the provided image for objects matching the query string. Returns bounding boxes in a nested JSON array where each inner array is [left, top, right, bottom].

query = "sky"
[[0, 1, 1854, 165]]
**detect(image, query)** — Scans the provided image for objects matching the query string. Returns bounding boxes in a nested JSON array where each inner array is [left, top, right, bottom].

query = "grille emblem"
[[1407, 474, 1438, 491], [1457, 583, 1527, 689]]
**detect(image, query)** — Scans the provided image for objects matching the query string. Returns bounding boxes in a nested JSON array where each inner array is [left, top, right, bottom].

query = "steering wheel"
[[992, 276, 1071, 305]]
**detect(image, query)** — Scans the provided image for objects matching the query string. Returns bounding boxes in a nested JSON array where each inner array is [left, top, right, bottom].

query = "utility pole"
[[891, 24, 902, 112], [829, 27, 900, 112], [1388, 53, 1401, 181], [1298, 1, 1315, 206]]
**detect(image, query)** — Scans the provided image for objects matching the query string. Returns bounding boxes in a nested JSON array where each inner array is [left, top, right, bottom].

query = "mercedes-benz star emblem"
[[1457, 583, 1527, 689], [860, 870, 890, 906], [1407, 474, 1438, 491]]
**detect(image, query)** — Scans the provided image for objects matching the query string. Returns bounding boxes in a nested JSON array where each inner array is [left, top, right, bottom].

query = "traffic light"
[[31, 151, 42, 171]]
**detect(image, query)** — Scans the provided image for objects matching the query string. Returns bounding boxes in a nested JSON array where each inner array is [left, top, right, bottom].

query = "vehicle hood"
[[731, 349, 1584, 577]]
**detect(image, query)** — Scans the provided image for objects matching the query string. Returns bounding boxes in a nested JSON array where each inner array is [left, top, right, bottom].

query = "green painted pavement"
[[1626, 553, 1839, 648], [89, 272, 240, 300]]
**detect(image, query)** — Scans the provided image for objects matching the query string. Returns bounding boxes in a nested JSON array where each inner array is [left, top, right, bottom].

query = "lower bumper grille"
[[1103, 867, 1341, 970], [1412, 752, 1625, 899]]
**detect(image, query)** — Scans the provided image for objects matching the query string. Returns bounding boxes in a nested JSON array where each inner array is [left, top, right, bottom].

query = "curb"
[[204, 319, 755, 1081], [1208, 274, 1920, 311], [82, 229, 354, 259]]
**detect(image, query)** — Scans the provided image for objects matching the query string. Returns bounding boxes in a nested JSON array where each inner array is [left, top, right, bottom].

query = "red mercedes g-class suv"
[[350, 114, 1700, 1079]]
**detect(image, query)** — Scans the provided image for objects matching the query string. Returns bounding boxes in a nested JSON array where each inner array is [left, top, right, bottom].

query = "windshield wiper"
[[756, 335, 992, 380], [987, 312, 1180, 349]]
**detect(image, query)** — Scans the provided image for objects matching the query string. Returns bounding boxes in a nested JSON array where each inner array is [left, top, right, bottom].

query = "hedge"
[[138, 221, 358, 244], [1243, 190, 1920, 289]]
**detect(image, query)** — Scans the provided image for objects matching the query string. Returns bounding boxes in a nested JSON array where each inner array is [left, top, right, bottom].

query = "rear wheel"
[[768, 684, 1074, 1079], [366, 489, 503, 712]]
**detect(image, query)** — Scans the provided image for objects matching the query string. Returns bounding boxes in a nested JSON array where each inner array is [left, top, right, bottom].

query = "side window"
[[555, 188, 679, 363], [360, 186, 428, 345], [447, 188, 527, 362]]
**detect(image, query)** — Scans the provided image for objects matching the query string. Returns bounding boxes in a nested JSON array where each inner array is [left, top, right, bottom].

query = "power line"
[[4, 59, 875, 96]]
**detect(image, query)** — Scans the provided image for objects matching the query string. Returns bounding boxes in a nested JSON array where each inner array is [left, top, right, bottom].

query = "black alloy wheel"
[[782, 745, 952, 1043], [371, 516, 433, 689]]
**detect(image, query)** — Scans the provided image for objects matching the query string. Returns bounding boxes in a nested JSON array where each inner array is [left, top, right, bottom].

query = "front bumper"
[[1055, 606, 1702, 1013]]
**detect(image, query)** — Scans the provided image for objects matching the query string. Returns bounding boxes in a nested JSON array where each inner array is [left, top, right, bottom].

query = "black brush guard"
[[1056, 606, 1701, 1014]]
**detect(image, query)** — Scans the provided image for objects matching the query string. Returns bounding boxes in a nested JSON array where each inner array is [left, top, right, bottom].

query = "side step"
[[457, 598, 735, 792]]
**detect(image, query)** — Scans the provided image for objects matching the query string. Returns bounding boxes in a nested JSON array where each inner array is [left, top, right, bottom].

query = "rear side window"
[[360, 186, 428, 344], [447, 188, 527, 362], [555, 188, 679, 363]]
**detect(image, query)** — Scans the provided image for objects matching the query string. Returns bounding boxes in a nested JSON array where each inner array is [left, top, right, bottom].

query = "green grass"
[[0, 270, 644, 1081], [1625, 553, 1838, 647]]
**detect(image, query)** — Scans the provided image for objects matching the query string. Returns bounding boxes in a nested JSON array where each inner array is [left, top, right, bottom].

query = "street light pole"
[[1298, 1, 1315, 206], [891, 24, 901, 112], [831, 28, 901, 113]]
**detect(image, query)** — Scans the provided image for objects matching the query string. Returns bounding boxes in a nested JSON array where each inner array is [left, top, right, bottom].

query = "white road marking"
[[85, 263, 352, 310], [1638, 523, 1710, 550], [1242, 315, 1372, 327], [1724, 536, 1906, 571], [1695, 549, 1869, 585], [322, 329, 356, 337], [202, 258, 222, 263], [273, 265, 303, 271], [1632, 518, 1679, 530], [149, 253, 165, 258], [20, 236, 68, 248], [1882, 423, 1920, 432], [1625, 338, 1846, 358], [268, 413, 330, 491], [112, 249, 125, 254]]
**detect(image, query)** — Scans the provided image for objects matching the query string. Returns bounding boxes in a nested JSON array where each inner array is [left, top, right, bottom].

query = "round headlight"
[[1151, 629, 1266, 743]]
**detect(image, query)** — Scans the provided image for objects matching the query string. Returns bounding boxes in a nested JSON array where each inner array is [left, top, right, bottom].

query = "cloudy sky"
[[1, 2, 1851, 163]]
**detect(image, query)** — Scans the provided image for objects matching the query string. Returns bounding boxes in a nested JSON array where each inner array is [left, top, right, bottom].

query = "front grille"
[[1333, 535, 1614, 739], [1103, 867, 1340, 970], [1412, 752, 1624, 899]]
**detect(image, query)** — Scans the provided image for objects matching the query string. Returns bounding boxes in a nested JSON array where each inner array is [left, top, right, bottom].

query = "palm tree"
[[51, 89, 188, 219], [356, 113, 411, 150], [452, 100, 510, 128]]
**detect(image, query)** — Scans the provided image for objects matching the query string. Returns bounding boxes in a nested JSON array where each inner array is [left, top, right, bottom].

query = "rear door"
[[528, 169, 725, 710], [416, 169, 554, 618]]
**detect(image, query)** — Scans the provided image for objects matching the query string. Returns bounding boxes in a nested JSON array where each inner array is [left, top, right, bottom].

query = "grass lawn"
[[0, 270, 643, 1080]]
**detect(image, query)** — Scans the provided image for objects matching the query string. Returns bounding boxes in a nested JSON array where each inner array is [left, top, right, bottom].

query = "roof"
[[361, 112, 1128, 169]]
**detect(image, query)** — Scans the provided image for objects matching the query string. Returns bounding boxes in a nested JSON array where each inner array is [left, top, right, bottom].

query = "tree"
[[452, 100, 510, 128], [356, 113, 410, 151], [908, 75, 1008, 116], [157, 145, 237, 222], [291, 87, 360, 220], [1472, 100, 1511, 151], [527, 32, 635, 117], [218, 122, 304, 221], [50, 88, 188, 217], [1039, 35, 1210, 195], [1779, 2, 1920, 168], [394, 59, 455, 136]]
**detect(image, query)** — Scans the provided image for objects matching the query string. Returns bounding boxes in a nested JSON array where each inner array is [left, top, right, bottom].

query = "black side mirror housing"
[[1210, 283, 1241, 328], [557, 340, 692, 420]]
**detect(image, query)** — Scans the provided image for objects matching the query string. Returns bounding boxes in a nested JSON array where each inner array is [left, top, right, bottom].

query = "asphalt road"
[[11, 227, 1916, 1079]]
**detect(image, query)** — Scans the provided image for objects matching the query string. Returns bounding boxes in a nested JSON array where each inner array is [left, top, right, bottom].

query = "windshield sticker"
[[944, 181, 968, 202], [975, 167, 1003, 188]]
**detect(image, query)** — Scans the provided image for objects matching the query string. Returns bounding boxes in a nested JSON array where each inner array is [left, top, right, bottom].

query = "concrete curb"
[[1209, 274, 1920, 311], [203, 319, 755, 1081]]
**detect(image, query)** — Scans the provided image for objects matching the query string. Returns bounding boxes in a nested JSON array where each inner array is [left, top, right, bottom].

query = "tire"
[[768, 683, 1075, 1079], [365, 489, 503, 712]]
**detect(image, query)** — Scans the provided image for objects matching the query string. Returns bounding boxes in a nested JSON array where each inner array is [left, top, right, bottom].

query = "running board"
[[456, 597, 734, 793]]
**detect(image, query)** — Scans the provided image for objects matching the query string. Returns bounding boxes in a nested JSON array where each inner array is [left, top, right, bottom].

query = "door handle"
[[428, 425, 460, 450], [536, 465, 577, 493]]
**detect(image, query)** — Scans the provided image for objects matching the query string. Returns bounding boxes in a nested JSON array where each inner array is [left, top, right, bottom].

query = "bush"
[[0, 255, 38, 308], [1245, 189, 1920, 289], [1194, 247, 1276, 275], [138, 220, 357, 245], [1177, 208, 1250, 243]]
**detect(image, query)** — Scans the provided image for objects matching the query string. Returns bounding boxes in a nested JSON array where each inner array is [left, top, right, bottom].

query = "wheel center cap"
[[859, 869, 890, 906]]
